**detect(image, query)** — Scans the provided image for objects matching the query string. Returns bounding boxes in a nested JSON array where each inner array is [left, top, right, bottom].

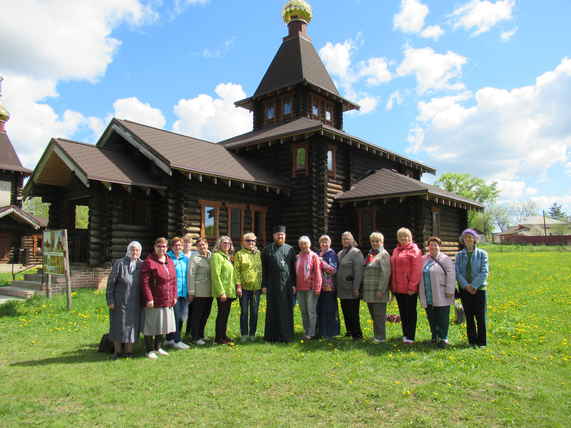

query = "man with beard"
[[262, 225, 297, 342]]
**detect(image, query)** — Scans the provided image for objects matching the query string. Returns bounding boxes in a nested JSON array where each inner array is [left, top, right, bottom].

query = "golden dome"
[[282, 0, 313, 25], [0, 104, 9, 122]]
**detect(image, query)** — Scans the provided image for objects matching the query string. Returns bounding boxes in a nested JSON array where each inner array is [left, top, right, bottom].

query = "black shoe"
[[344, 332, 352, 337], [124, 353, 134, 358], [111, 353, 123, 360]]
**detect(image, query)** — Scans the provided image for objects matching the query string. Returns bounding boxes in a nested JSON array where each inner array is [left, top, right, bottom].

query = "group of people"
[[106, 225, 489, 360]]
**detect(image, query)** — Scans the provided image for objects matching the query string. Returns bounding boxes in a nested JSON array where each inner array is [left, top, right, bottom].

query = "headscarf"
[[126, 241, 142, 272], [459, 228, 480, 244]]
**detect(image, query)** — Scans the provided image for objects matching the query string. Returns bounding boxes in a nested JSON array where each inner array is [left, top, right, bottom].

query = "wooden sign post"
[[43, 229, 72, 310]]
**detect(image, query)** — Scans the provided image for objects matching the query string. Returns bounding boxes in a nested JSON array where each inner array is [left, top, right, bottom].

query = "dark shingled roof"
[[335, 168, 483, 209], [0, 206, 47, 229], [255, 36, 339, 98], [220, 117, 436, 174], [235, 35, 359, 112], [54, 138, 165, 189], [0, 133, 32, 174], [114, 120, 286, 187]]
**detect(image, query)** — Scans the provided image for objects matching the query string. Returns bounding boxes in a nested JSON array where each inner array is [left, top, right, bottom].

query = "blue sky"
[[1, 0, 570, 213]]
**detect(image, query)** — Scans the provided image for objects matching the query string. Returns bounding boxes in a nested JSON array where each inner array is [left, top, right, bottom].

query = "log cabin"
[[23, 1, 481, 287]]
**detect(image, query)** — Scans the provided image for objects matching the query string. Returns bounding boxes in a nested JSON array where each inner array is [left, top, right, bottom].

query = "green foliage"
[[75, 205, 89, 229], [434, 172, 499, 204], [23, 197, 50, 220], [548, 202, 567, 220]]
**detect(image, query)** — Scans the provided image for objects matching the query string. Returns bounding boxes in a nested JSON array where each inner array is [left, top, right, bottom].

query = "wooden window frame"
[[291, 143, 309, 177], [265, 102, 276, 123], [432, 207, 441, 238], [199, 200, 222, 239], [326, 145, 336, 178], [250, 205, 268, 246], [282, 96, 293, 118], [356, 206, 377, 245], [226, 203, 246, 241]]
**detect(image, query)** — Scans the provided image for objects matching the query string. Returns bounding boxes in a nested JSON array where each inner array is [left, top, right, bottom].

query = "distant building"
[[497, 216, 571, 245]]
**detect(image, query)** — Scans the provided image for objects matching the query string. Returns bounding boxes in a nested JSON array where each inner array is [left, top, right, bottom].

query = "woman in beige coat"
[[419, 236, 456, 348], [362, 232, 391, 343], [337, 231, 364, 340]]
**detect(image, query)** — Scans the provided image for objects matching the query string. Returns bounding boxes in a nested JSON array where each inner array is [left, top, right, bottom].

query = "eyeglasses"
[[245, 239, 256, 243]]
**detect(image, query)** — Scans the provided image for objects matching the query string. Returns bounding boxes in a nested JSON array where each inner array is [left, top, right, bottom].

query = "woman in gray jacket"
[[106, 241, 143, 359], [337, 231, 364, 340], [362, 232, 391, 343], [188, 238, 213, 345], [419, 236, 456, 348]]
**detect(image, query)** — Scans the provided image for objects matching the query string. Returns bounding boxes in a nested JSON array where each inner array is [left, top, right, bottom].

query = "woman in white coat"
[[419, 236, 456, 348]]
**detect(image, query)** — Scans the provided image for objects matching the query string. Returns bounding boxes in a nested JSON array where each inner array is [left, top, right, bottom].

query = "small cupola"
[[0, 77, 10, 133]]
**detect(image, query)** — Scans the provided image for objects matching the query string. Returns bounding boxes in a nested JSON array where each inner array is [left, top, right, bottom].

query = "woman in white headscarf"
[[106, 241, 144, 359]]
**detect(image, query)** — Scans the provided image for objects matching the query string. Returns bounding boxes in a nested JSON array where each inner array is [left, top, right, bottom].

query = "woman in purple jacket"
[[419, 237, 456, 348]]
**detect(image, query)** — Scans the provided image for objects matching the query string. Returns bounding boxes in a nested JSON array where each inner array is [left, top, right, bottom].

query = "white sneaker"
[[403, 338, 414, 344], [372, 337, 386, 344], [173, 341, 190, 350], [146, 351, 159, 360], [156, 348, 169, 356], [240, 336, 249, 343], [164, 340, 176, 348], [195, 339, 206, 346], [249, 335, 256, 342]]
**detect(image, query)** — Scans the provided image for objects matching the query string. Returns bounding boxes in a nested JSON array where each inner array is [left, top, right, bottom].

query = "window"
[[226, 203, 246, 241], [265, 104, 275, 120], [356, 207, 376, 245], [326, 146, 336, 177], [283, 98, 292, 115], [0, 180, 11, 206], [325, 109, 332, 122], [250, 205, 268, 245], [292, 144, 309, 176], [199, 200, 221, 239], [75, 205, 89, 230], [432, 208, 441, 237], [312, 103, 319, 117]]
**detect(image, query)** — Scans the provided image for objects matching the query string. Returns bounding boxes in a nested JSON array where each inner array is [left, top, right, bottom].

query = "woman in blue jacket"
[[455, 229, 489, 347]]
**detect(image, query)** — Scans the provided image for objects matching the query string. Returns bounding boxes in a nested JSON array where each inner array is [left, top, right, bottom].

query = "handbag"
[[97, 333, 114, 353]]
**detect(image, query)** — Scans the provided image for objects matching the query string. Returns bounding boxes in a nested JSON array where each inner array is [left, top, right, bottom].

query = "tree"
[[486, 204, 511, 232], [23, 197, 50, 220], [508, 200, 540, 224], [548, 202, 566, 220], [434, 173, 500, 236], [434, 173, 499, 205]]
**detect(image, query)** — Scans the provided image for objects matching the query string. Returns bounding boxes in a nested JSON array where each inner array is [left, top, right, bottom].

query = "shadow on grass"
[[0, 301, 23, 318], [10, 344, 114, 367]]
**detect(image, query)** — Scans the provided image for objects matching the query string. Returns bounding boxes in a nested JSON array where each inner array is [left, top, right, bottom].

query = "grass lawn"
[[0, 268, 39, 287], [0, 248, 569, 427]]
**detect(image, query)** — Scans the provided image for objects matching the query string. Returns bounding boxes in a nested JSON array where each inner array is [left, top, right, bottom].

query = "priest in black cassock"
[[262, 225, 297, 342]]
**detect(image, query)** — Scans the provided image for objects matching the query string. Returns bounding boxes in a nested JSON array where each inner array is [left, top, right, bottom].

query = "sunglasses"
[[245, 239, 256, 243]]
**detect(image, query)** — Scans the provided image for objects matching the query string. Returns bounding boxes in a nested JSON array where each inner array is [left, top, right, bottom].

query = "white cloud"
[[496, 179, 537, 200], [319, 37, 391, 115], [0, 1, 158, 168], [172, 83, 251, 142], [450, 0, 516, 37], [1, 74, 86, 167], [358, 58, 392, 86], [500, 27, 518, 42], [386, 91, 404, 111], [420, 25, 444, 40], [407, 57, 571, 184], [394, 0, 429, 34], [530, 195, 571, 212], [397, 47, 467, 94], [202, 38, 235, 59], [111, 97, 166, 129], [0, 0, 157, 82]]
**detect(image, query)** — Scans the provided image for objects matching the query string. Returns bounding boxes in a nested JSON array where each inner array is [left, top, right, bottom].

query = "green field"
[[0, 248, 570, 427]]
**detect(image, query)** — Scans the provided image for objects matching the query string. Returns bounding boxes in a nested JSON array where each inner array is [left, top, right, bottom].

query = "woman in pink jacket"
[[295, 235, 322, 340], [390, 227, 423, 344]]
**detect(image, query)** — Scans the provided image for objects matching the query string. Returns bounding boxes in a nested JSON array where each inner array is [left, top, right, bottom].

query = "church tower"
[[235, 0, 359, 132]]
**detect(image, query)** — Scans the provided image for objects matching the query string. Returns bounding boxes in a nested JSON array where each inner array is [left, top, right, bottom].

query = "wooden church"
[[24, 1, 481, 285]]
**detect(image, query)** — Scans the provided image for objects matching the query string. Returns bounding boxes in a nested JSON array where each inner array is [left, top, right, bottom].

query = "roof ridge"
[[54, 138, 96, 148], [118, 119, 216, 145]]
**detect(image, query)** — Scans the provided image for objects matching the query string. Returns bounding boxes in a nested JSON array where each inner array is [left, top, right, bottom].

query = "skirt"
[[143, 307, 176, 336]]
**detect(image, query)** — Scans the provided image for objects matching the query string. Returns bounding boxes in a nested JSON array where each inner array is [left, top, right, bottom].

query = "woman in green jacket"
[[210, 235, 237, 345], [234, 232, 263, 341]]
